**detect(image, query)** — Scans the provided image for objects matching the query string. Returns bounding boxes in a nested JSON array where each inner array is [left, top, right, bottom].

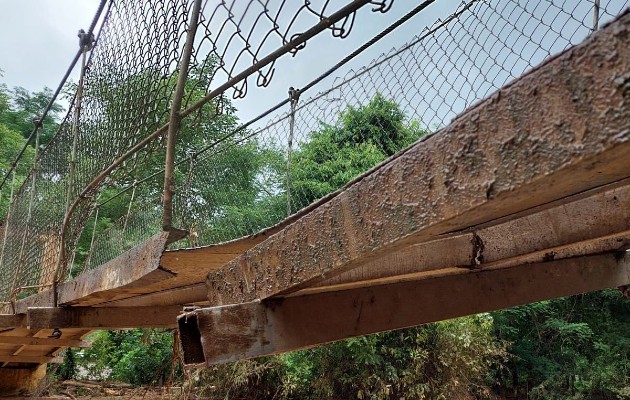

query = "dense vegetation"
[[1, 75, 629, 399], [0, 73, 61, 219]]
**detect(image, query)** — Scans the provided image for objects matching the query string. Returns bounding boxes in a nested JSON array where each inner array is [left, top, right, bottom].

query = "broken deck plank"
[[11, 201, 332, 311], [109, 194, 353, 307], [181, 252, 630, 365], [206, 11, 630, 306]]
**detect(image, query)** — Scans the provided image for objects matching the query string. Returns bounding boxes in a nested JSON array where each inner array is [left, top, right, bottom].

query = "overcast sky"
[[0, 1, 458, 121], [0, 1, 98, 92]]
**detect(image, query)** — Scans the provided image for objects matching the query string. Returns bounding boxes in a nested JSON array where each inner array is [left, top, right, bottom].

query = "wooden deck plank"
[[14, 232, 172, 313], [0, 314, 26, 329], [27, 306, 182, 329], [0, 355, 63, 364], [305, 182, 630, 291], [99, 283, 208, 308], [0, 336, 90, 348]]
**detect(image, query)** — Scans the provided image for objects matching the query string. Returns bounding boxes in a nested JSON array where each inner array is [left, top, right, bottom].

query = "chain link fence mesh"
[[0, 0, 190, 302], [1, 0, 628, 303], [0, 0, 394, 295], [168, 0, 630, 247]]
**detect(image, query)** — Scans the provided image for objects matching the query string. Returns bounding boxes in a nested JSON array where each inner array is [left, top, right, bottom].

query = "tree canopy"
[[0, 85, 62, 145], [289, 93, 426, 211], [0, 82, 46, 219]]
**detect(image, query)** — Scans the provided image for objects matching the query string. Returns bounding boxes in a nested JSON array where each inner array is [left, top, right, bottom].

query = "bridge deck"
[[1, 8, 629, 370]]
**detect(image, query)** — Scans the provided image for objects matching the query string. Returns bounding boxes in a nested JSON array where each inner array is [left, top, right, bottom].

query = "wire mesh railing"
[[1, 0, 628, 305], [0, 0, 396, 304], [165, 0, 630, 246]]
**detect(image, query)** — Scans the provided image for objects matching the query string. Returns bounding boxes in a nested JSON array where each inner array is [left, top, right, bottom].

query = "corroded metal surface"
[[206, 10, 630, 306]]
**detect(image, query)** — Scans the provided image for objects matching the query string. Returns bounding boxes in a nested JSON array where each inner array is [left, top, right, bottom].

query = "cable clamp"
[[77, 29, 95, 51], [288, 86, 301, 106]]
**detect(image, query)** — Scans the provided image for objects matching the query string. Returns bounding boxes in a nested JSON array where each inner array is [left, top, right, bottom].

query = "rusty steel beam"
[[206, 11, 630, 306], [180, 252, 630, 366], [27, 306, 183, 330]]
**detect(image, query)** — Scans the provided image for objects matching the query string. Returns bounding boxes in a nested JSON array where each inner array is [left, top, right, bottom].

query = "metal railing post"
[[592, 0, 600, 31], [162, 0, 203, 230], [55, 32, 92, 288], [286, 87, 300, 217], [82, 204, 100, 273], [122, 182, 137, 234]]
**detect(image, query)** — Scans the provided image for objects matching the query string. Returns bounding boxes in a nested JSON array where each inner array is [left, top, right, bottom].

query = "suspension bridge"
[[0, 0, 629, 394]]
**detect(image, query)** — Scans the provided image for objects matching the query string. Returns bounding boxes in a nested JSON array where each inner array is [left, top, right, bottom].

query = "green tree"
[[0, 95, 36, 219], [76, 329, 175, 385], [0, 82, 9, 116], [288, 93, 424, 212], [0, 86, 62, 145], [0, 79, 59, 220], [0, 124, 34, 175], [493, 290, 630, 399]]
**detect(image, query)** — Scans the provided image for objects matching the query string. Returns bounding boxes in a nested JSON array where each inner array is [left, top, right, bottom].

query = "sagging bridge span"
[[0, 0, 629, 393]]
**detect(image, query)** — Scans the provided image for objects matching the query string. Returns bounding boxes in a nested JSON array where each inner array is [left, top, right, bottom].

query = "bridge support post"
[[0, 364, 47, 396], [162, 0, 203, 230]]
